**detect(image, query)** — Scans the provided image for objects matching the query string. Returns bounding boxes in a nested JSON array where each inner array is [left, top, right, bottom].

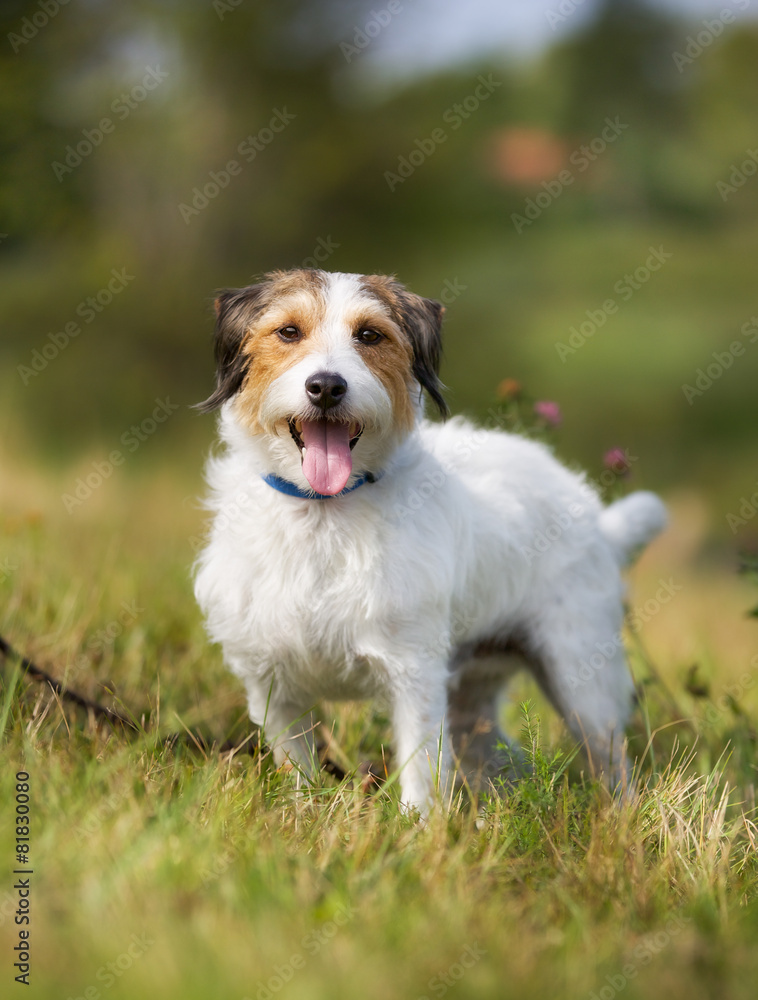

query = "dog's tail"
[[599, 491, 667, 566]]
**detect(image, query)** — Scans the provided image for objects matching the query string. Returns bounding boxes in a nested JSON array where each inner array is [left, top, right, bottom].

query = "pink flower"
[[603, 447, 631, 477], [533, 400, 562, 427]]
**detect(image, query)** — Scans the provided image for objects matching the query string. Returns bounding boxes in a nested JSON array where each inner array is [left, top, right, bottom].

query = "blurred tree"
[[0, 0, 756, 511], [0, 5, 83, 245], [549, 0, 684, 132]]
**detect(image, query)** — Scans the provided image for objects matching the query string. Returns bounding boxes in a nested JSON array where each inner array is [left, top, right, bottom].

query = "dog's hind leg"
[[448, 654, 523, 790], [522, 595, 635, 793]]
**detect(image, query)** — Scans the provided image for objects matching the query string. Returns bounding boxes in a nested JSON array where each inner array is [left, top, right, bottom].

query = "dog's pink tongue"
[[301, 420, 353, 495]]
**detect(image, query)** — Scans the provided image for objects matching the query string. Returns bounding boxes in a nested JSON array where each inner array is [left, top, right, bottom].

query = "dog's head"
[[197, 269, 447, 495]]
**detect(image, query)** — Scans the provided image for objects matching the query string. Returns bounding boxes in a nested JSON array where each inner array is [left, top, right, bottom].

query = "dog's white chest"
[[201, 498, 395, 698]]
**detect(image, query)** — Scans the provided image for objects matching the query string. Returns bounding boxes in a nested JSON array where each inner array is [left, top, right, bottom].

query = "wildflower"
[[533, 400, 562, 427], [496, 378, 522, 401], [603, 447, 631, 477]]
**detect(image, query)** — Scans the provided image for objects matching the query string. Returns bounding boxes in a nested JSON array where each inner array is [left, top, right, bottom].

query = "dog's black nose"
[[305, 371, 347, 411]]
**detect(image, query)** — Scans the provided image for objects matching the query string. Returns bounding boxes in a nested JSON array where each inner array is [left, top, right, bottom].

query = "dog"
[[194, 268, 666, 814]]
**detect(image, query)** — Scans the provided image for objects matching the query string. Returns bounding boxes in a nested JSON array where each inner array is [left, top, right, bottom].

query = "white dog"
[[194, 269, 666, 813]]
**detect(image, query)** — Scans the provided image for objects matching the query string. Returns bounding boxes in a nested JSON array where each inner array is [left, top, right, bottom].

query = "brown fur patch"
[[360, 275, 447, 417], [232, 273, 329, 434], [345, 302, 416, 431]]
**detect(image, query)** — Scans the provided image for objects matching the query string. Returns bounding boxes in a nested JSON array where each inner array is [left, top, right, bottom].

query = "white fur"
[[194, 273, 667, 814]]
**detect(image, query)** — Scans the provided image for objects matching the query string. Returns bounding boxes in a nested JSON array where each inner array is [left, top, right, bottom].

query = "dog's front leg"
[[266, 703, 318, 785], [244, 681, 317, 787], [390, 675, 452, 817]]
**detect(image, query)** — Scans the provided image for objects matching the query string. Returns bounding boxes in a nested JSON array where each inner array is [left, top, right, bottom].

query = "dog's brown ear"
[[399, 293, 448, 418], [195, 284, 268, 413]]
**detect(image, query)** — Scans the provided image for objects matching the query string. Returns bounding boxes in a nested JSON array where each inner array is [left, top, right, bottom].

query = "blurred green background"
[[1, 0, 757, 546]]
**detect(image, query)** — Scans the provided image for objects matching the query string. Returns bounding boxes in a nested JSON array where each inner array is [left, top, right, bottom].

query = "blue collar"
[[262, 471, 382, 500]]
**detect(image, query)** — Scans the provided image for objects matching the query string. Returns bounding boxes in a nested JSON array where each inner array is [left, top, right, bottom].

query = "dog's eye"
[[356, 329, 383, 345], [277, 326, 302, 343]]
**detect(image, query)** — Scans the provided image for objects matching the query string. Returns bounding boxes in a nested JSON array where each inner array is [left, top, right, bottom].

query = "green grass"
[[2, 450, 758, 1000]]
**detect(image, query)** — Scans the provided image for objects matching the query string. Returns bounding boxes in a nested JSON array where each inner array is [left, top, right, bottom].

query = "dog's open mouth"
[[288, 418, 363, 495]]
